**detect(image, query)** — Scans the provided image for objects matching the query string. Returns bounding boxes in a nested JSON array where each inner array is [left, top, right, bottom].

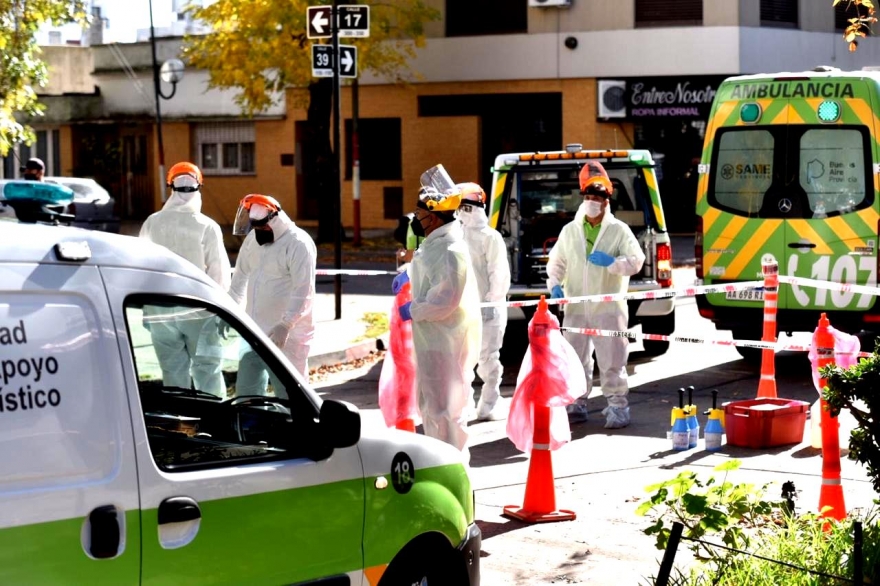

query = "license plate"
[[725, 289, 764, 301]]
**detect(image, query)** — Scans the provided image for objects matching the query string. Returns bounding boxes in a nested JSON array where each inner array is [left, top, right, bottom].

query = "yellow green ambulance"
[[488, 145, 675, 356], [696, 68, 879, 357], [0, 206, 479, 585]]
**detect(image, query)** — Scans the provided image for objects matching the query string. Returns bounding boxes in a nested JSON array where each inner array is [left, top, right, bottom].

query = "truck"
[[487, 144, 676, 357]]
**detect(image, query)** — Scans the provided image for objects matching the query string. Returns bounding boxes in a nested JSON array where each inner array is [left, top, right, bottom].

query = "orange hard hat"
[[579, 161, 613, 194], [166, 161, 203, 186], [456, 182, 486, 207], [240, 193, 282, 213]]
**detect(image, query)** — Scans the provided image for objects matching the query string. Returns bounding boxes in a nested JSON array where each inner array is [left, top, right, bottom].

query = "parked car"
[[43, 176, 120, 233]]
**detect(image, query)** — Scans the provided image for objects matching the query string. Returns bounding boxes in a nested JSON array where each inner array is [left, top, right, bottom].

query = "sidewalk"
[[308, 292, 393, 369]]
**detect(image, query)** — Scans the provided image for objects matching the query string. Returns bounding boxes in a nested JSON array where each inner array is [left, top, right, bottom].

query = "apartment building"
[[5, 0, 880, 233]]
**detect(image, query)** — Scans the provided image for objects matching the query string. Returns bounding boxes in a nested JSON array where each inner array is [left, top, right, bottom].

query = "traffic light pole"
[[331, 0, 342, 320]]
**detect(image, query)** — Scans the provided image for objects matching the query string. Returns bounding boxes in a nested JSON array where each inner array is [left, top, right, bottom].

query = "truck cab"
[[488, 145, 676, 356]]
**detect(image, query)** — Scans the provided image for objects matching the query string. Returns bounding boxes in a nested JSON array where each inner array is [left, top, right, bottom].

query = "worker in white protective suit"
[[230, 194, 317, 395], [394, 165, 481, 457], [457, 182, 511, 421], [546, 161, 645, 429], [139, 161, 231, 398]]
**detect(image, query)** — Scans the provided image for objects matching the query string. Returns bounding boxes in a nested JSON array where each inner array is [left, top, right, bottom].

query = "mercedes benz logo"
[[778, 198, 792, 213]]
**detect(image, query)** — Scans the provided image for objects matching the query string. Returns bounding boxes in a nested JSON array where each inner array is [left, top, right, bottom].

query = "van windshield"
[[709, 125, 872, 218]]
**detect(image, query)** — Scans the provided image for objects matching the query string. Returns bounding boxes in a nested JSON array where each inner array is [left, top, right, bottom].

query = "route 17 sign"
[[311, 45, 334, 77], [338, 5, 370, 38]]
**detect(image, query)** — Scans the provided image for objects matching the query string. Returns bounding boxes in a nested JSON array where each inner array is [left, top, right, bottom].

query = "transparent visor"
[[232, 202, 273, 235], [419, 164, 457, 196]]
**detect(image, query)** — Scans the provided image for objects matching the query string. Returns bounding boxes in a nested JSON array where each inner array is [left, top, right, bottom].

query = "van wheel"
[[731, 328, 763, 365], [379, 537, 466, 586]]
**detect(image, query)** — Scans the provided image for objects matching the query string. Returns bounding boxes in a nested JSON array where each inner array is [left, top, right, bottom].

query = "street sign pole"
[[331, 0, 342, 320], [352, 78, 360, 247]]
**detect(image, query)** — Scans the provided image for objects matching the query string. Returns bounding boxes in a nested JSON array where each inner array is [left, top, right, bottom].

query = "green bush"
[[821, 344, 880, 494], [636, 460, 880, 585]]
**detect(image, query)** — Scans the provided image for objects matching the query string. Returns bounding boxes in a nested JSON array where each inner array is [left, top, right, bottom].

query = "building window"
[[635, 0, 702, 27], [0, 129, 61, 178], [446, 0, 527, 37], [761, 0, 798, 28], [194, 123, 256, 175], [344, 118, 402, 181]]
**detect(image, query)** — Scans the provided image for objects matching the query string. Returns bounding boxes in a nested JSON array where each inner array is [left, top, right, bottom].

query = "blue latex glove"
[[551, 285, 565, 299], [589, 251, 615, 267], [399, 301, 412, 322], [392, 271, 410, 295]]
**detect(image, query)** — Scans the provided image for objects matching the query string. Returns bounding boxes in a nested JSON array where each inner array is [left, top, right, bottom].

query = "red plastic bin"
[[723, 398, 810, 449]]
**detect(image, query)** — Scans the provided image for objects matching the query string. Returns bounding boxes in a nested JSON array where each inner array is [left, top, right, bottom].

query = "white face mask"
[[584, 200, 604, 218]]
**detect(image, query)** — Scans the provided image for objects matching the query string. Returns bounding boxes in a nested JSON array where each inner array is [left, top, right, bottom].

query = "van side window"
[[124, 299, 318, 472], [800, 128, 867, 217], [713, 129, 775, 215]]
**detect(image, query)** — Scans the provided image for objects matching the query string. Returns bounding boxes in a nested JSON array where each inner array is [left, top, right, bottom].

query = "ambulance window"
[[798, 128, 869, 217], [712, 129, 775, 215], [124, 300, 318, 472]]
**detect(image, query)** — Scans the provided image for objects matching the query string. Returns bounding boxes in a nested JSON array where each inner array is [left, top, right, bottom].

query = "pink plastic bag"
[[378, 283, 420, 428], [808, 324, 861, 394], [506, 301, 586, 453]]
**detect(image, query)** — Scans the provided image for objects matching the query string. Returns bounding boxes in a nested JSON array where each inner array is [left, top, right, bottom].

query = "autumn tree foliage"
[[836, 0, 877, 51], [0, 0, 88, 156], [183, 0, 438, 242]]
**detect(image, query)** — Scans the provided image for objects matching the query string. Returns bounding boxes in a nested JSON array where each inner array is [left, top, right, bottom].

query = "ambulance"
[[0, 185, 480, 585], [488, 145, 675, 356], [696, 68, 880, 358]]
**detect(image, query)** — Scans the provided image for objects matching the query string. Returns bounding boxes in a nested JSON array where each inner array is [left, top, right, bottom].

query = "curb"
[[309, 332, 389, 369]]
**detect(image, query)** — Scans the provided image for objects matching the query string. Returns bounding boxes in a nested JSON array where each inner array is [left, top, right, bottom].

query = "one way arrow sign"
[[338, 45, 357, 78], [307, 6, 332, 39]]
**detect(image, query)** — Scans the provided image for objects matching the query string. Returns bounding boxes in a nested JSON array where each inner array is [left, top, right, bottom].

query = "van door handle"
[[88, 505, 121, 559], [788, 242, 816, 249], [158, 497, 201, 525]]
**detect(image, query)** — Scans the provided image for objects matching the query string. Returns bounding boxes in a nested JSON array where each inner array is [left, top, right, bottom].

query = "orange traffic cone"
[[815, 313, 846, 524], [396, 418, 416, 433], [757, 255, 778, 399], [502, 402, 576, 523], [503, 296, 576, 524]]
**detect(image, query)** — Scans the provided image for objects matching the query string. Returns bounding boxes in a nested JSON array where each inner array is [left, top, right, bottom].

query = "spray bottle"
[[686, 386, 699, 449], [704, 390, 725, 452], [671, 388, 689, 451]]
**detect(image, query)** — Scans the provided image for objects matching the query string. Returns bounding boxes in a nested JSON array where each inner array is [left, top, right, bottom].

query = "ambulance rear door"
[[779, 78, 878, 318]]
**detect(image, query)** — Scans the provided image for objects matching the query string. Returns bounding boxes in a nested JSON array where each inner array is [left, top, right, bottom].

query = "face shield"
[[420, 164, 458, 197], [233, 196, 281, 236]]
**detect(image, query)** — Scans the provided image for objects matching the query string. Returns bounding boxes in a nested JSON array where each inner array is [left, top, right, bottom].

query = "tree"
[[0, 0, 88, 156], [835, 0, 877, 51], [183, 0, 439, 243]]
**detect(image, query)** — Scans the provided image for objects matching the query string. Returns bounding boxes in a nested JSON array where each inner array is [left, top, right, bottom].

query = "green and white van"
[[0, 221, 480, 585], [696, 68, 880, 358]]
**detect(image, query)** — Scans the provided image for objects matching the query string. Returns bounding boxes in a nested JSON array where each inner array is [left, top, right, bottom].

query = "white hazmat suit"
[[229, 211, 316, 393], [139, 189, 231, 397], [460, 204, 511, 420], [546, 203, 645, 426], [409, 220, 482, 454]]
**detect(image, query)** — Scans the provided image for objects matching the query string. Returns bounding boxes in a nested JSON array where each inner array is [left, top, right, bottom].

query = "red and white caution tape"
[[778, 275, 880, 297], [561, 326, 873, 356], [316, 269, 398, 276], [480, 280, 764, 309]]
